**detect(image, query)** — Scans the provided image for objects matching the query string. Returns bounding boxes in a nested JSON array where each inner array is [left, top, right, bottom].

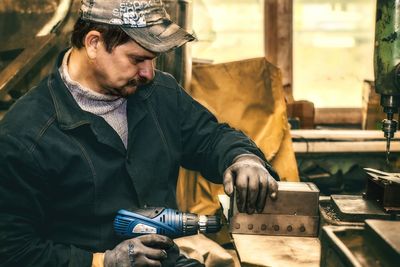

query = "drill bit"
[[386, 137, 391, 165], [382, 112, 397, 166]]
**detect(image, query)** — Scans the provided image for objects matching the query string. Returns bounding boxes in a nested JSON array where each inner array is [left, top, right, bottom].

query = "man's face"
[[92, 39, 157, 97]]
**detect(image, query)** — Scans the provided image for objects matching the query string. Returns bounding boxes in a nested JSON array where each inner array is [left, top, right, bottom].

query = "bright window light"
[[293, 0, 376, 108], [191, 0, 264, 64]]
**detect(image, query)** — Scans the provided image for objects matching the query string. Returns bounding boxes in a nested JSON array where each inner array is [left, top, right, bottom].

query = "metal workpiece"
[[319, 168, 400, 228], [319, 197, 365, 229], [331, 195, 398, 221], [320, 220, 400, 267], [229, 182, 320, 237], [364, 170, 400, 212], [319, 194, 400, 230], [230, 213, 319, 237], [261, 182, 320, 216]]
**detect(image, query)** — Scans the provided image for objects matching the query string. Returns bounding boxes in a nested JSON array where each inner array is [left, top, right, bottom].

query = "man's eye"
[[130, 57, 145, 64]]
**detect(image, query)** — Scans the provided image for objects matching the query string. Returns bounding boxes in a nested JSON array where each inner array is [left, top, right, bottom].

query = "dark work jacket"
[[0, 51, 278, 267]]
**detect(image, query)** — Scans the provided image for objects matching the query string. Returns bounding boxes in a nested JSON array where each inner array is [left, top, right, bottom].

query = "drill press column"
[[374, 0, 400, 161]]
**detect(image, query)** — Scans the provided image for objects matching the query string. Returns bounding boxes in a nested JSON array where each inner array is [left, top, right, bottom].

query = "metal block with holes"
[[229, 182, 320, 237]]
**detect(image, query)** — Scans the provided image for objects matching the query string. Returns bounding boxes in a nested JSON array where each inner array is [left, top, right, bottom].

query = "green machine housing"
[[374, 0, 400, 155]]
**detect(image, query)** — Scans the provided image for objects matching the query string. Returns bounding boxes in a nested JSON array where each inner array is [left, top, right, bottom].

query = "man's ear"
[[84, 30, 102, 60]]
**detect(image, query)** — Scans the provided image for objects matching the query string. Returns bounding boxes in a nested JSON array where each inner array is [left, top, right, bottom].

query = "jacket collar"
[[47, 50, 91, 130], [48, 49, 156, 130]]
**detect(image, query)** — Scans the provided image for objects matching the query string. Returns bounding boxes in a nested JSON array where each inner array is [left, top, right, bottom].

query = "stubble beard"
[[109, 76, 150, 97]]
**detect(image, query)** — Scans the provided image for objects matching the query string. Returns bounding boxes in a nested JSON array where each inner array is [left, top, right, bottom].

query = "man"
[[0, 0, 279, 266]]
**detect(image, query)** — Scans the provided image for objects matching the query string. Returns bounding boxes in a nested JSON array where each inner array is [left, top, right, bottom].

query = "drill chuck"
[[181, 212, 198, 236], [114, 208, 221, 239], [382, 118, 398, 138], [199, 215, 221, 233]]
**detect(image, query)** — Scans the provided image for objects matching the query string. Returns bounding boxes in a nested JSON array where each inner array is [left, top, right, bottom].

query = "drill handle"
[[128, 207, 166, 219]]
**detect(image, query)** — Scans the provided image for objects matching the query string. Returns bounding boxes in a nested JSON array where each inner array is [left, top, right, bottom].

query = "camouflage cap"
[[80, 0, 195, 52]]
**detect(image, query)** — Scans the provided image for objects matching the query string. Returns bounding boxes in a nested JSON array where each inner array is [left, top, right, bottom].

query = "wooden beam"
[[264, 0, 293, 93], [0, 34, 56, 99], [315, 108, 363, 125]]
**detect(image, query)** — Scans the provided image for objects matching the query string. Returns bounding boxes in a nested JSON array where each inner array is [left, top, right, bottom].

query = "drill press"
[[374, 0, 400, 162], [318, 3, 400, 265]]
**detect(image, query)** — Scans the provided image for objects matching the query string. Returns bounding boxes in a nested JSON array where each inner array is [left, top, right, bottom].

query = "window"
[[192, 0, 265, 63], [293, 0, 376, 108], [192, 0, 376, 109]]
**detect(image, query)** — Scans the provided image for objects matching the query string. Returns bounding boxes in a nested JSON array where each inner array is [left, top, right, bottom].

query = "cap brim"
[[121, 21, 195, 53]]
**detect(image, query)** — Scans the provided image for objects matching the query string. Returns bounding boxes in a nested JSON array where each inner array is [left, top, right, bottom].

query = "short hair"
[[71, 18, 132, 52]]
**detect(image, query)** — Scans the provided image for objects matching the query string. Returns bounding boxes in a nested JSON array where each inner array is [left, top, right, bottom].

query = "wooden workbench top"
[[232, 234, 320, 267]]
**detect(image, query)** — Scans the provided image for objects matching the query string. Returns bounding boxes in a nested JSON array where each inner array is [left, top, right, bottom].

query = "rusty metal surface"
[[319, 197, 364, 228], [364, 220, 400, 263], [261, 182, 319, 215], [321, 169, 400, 224], [321, 226, 375, 267], [230, 182, 320, 237], [230, 213, 319, 237], [331, 195, 395, 222], [320, 221, 400, 267]]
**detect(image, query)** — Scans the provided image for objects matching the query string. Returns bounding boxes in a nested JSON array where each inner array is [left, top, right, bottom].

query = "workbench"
[[217, 189, 322, 267], [233, 234, 320, 267]]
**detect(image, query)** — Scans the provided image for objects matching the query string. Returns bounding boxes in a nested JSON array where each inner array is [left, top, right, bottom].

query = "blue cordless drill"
[[114, 207, 221, 239]]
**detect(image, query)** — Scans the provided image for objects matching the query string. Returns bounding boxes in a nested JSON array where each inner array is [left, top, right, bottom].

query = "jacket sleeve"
[[0, 134, 93, 267], [178, 87, 279, 184]]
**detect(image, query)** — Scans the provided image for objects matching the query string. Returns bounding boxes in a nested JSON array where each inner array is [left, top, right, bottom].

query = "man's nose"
[[138, 60, 155, 81]]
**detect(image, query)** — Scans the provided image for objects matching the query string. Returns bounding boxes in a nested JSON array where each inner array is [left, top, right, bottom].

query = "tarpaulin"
[[174, 234, 237, 267], [177, 58, 299, 214]]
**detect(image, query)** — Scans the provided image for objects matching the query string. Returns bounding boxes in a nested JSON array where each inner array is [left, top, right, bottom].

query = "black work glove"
[[223, 154, 278, 214], [161, 241, 180, 266], [104, 234, 180, 267], [175, 254, 205, 267]]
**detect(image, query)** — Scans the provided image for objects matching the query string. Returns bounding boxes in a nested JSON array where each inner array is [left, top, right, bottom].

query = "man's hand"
[[104, 234, 179, 267], [223, 154, 278, 214]]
